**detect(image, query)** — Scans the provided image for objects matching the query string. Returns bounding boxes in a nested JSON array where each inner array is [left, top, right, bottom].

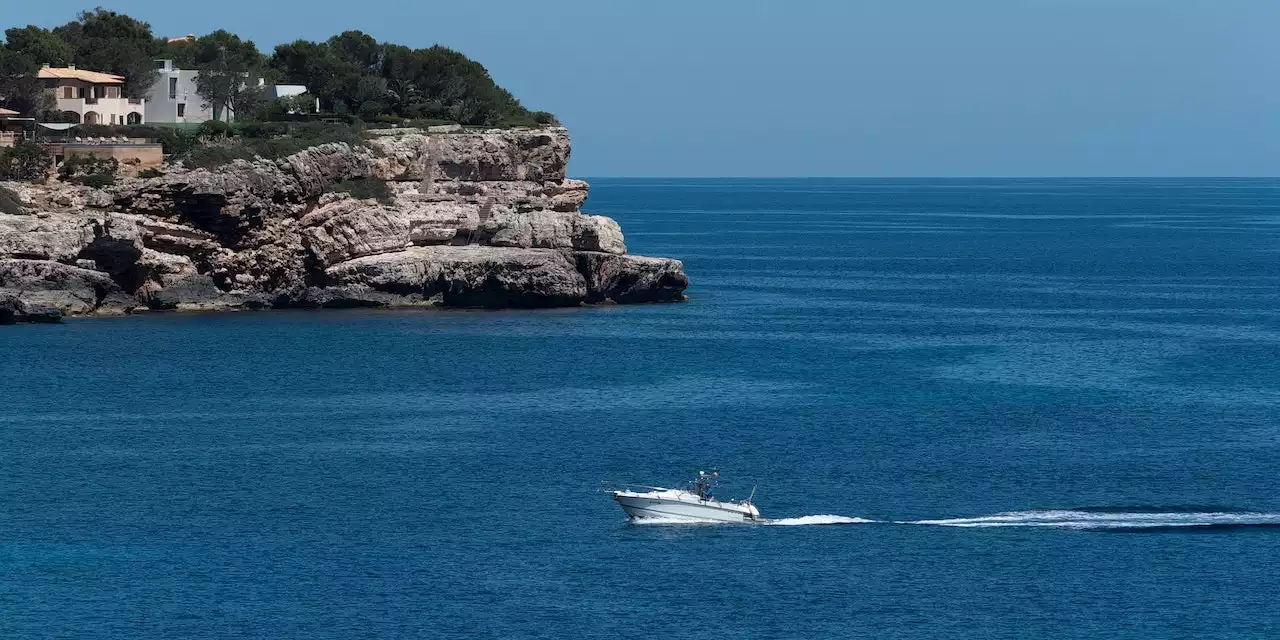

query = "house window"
[[177, 104, 186, 118], [169, 78, 178, 100], [62, 86, 75, 100], [106, 86, 120, 99]]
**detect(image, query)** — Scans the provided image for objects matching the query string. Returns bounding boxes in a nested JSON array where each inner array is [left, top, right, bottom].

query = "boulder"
[[0, 259, 134, 316], [283, 143, 375, 197], [327, 246, 588, 308], [144, 273, 240, 311], [367, 129, 570, 182], [0, 295, 58, 324], [480, 210, 625, 254], [576, 252, 689, 303], [0, 212, 88, 262], [300, 198, 479, 268]]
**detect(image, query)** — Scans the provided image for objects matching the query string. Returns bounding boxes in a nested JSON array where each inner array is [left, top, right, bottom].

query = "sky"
[[5, 0, 1279, 177]]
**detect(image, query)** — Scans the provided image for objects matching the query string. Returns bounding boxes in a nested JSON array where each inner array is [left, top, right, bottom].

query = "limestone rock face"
[[326, 246, 588, 308], [0, 294, 64, 324], [577, 253, 689, 303], [0, 259, 135, 316], [480, 211, 625, 254], [366, 129, 570, 182], [0, 213, 88, 262], [284, 143, 375, 197], [300, 197, 478, 269], [0, 127, 687, 321]]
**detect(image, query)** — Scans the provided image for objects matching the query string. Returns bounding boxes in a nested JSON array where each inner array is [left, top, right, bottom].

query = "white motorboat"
[[610, 471, 762, 523]]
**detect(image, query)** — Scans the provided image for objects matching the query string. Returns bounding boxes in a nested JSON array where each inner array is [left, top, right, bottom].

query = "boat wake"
[[763, 515, 876, 526], [904, 508, 1280, 531]]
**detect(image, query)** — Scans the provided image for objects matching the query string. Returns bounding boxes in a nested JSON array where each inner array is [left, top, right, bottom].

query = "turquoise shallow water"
[[2, 178, 1279, 638]]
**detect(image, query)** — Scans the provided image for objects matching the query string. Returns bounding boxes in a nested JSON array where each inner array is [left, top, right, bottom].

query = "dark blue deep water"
[[3, 179, 1279, 638]]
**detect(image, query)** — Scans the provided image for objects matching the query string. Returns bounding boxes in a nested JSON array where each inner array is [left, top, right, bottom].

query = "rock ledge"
[[0, 128, 687, 319]]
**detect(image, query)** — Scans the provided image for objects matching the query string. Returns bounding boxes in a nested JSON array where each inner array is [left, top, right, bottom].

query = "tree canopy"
[[0, 37, 53, 116], [269, 31, 537, 125], [0, 11, 549, 126], [188, 30, 267, 121], [52, 9, 161, 98]]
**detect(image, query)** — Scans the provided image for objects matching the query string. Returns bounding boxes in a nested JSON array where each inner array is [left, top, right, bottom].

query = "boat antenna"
[[746, 483, 757, 505]]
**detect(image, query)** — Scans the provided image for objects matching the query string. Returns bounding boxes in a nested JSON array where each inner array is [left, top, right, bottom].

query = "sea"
[[2, 178, 1278, 638]]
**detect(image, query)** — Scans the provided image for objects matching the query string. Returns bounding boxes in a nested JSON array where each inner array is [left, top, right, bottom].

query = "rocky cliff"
[[0, 128, 687, 322]]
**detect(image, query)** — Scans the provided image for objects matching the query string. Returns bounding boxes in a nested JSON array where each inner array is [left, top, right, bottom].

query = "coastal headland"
[[0, 11, 687, 323], [0, 128, 688, 322]]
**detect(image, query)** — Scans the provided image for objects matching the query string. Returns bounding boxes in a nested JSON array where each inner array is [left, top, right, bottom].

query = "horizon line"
[[580, 175, 1280, 180]]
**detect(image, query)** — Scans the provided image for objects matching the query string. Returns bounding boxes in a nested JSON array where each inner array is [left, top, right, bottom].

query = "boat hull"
[[613, 491, 759, 523]]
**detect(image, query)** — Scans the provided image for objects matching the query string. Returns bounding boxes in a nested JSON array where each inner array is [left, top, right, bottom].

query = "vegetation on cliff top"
[[58, 153, 119, 188], [0, 9, 552, 127], [179, 120, 371, 169], [0, 142, 53, 181]]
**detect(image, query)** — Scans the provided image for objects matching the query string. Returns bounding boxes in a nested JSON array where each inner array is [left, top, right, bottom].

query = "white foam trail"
[[764, 515, 877, 526], [905, 510, 1280, 529]]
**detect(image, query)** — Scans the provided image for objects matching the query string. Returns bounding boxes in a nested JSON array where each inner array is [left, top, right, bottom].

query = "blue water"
[[2, 179, 1279, 638]]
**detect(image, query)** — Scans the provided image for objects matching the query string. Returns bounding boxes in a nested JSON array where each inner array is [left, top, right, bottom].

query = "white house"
[[144, 59, 215, 125], [40, 65, 145, 125], [145, 60, 311, 124]]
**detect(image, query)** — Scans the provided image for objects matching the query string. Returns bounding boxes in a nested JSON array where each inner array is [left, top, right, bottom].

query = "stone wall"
[[50, 144, 164, 168]]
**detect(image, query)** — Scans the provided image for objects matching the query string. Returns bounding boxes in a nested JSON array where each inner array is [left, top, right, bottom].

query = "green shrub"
[[364, 118, 462, 130], [78, 173, 116, 189], [138, 166, 165, 179], [0, 185, 28, 215], [0, 142, 53, 182], [179, 140, 259, 170], [237, 121, 366, 159], [325, 178, 393, 204], [128, 126, 198, 155], [58, 154, 118, 188], [198, 120, 233, 139], [492, 111, 559, 129], [175, 121, 374, 168]]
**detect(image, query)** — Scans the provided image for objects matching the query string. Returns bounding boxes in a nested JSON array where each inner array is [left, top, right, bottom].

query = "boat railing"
[[600, 482, 670, 494]]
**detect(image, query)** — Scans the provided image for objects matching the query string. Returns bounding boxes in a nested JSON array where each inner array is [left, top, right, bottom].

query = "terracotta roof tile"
[[38, 68, 126, 84]]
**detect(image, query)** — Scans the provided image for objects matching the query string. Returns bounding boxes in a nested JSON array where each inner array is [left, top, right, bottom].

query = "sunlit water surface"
[[2, 179, 1278, 638]]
